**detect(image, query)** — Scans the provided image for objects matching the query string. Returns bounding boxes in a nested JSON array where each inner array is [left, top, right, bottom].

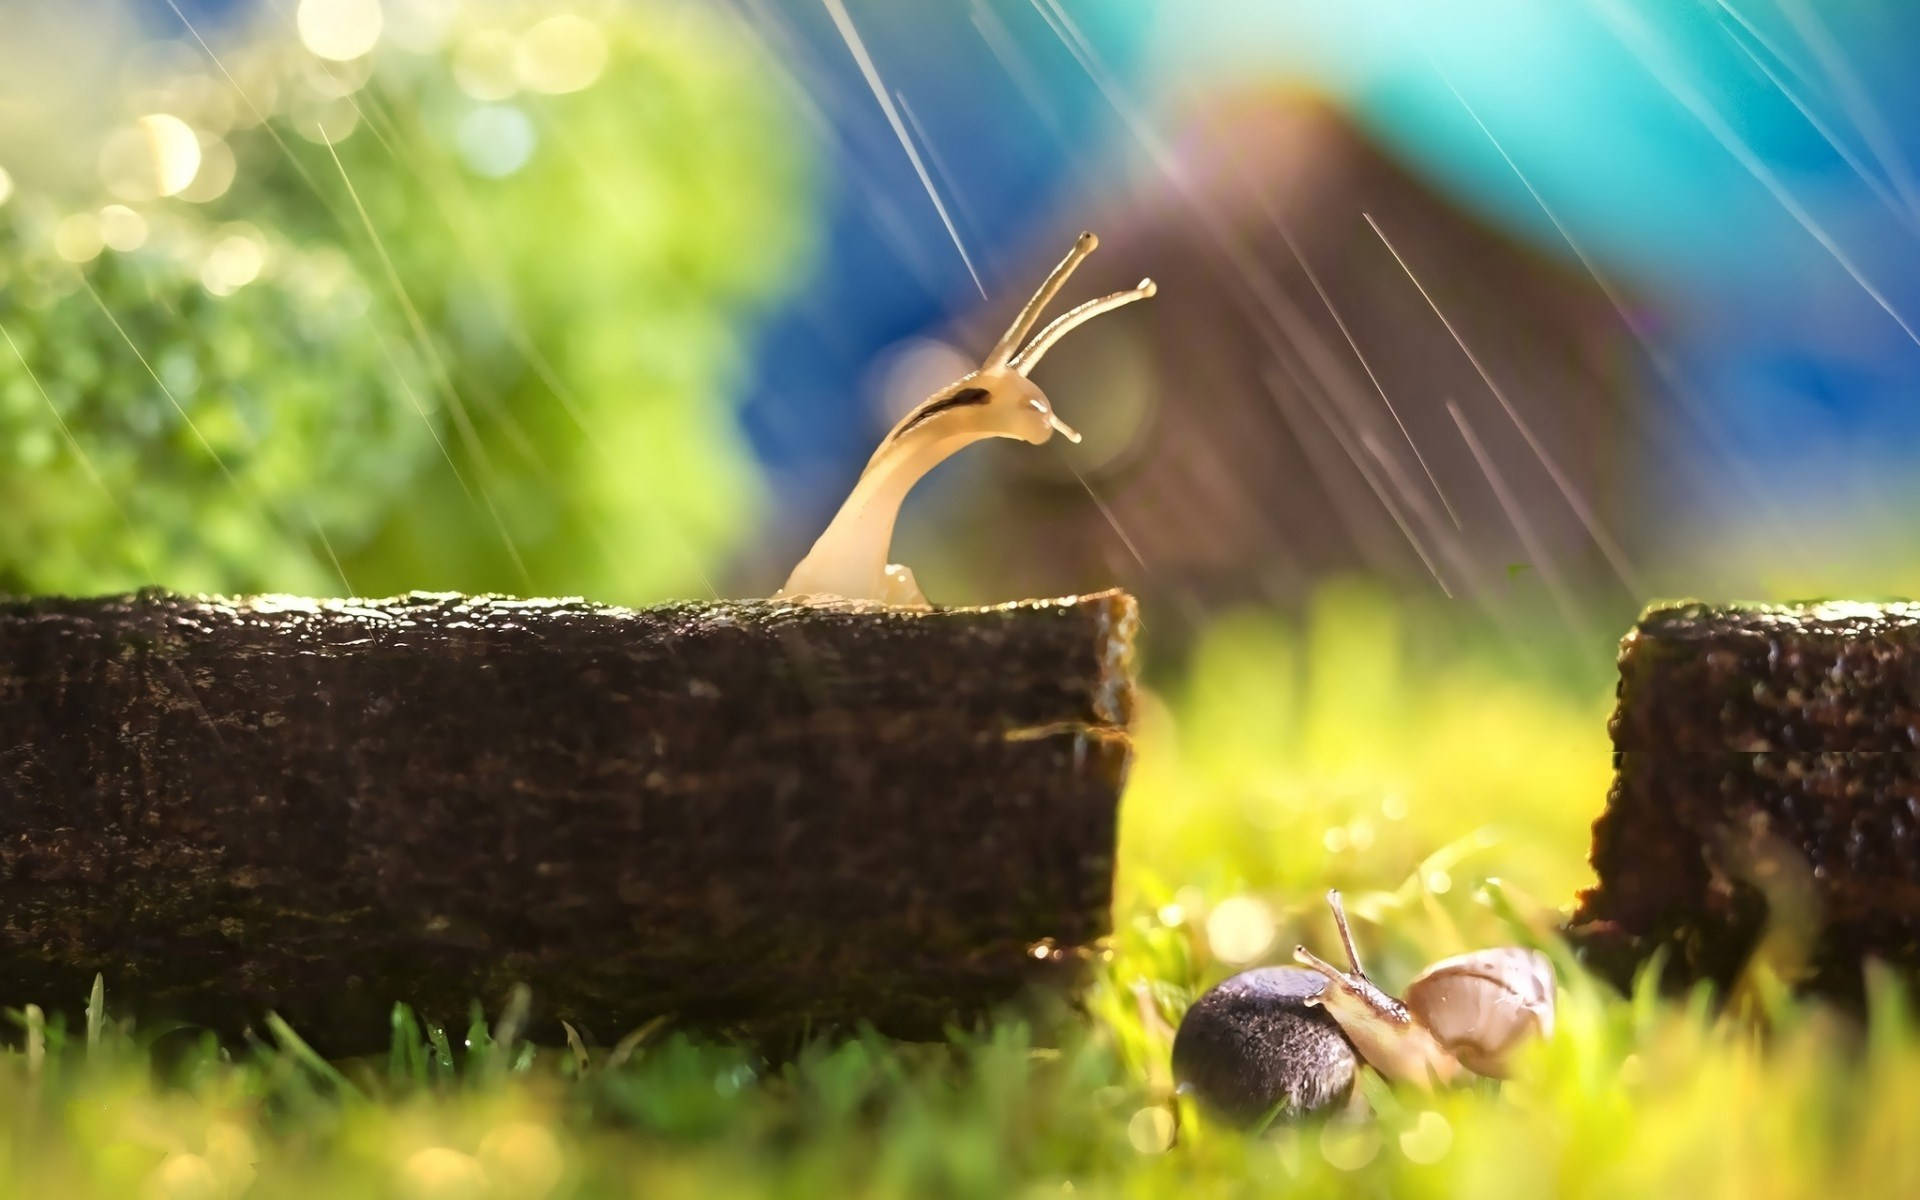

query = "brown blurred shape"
[[908, 92, 1649, 646]]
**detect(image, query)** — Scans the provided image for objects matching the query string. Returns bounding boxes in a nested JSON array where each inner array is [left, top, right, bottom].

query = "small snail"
[[1171, 966, 1359, 1126], [1293, 889, 1555, 1086], [778, 231, 1156, 606], [1172, 890, 1556, 1124]]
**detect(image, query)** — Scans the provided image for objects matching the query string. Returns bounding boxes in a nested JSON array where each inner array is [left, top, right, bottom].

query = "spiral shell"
[[1401, 947, 1555, 1078]]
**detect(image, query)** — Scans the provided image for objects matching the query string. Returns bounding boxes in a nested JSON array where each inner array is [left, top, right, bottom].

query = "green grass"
[[7, 580, 1918, 1199]]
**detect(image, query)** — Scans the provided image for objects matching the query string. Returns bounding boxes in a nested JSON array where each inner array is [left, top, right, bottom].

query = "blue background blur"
[[160, 0, 1920, 543], [715, 0, 1920, 532]]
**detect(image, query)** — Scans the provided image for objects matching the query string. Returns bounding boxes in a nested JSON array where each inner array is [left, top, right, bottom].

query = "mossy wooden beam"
[[1569, 601, 1920, 1000], [0, 589, 1137, 1053]]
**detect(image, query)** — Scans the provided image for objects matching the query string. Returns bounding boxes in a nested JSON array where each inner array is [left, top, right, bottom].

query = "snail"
[[1172, 890, 1556, 1123], [1293, 889, 1555, 1086], [777, 231, 1156, 606]]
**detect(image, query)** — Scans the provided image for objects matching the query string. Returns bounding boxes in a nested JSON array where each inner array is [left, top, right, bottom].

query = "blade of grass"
[[85, 974, 104, 1051], [24, 1004, 45, 1080], [561, 1020, 591, 1076], [390, 1003, 427, 1086], [264, 1012, 365, 1100]]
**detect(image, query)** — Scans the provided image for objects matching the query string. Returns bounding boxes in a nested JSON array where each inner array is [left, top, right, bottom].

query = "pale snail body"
[[778, 232, 1156, 606], [1294, 890, 1556, 1087]]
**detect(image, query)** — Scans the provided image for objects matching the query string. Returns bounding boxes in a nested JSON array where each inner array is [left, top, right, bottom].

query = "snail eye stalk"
[[1326, 889, 1368, 978], [1011, 278, 1157, 375]]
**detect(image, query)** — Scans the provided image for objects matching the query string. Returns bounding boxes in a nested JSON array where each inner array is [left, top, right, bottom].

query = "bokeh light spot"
[[145, 1152, 219, 1200], [399, 1147, 488, 1199], [180, 137, 237, 202], [202, 226, 267, 296], [99, 114, 202, 201], [455, 104, 537, 178], [297, 0, 385, 63], [454, 29, 519, 101], [98, 205, 148, 252], [1320, 1120, 1382, 1171], [202, 1120, 256, 1192], [516, 15, 608, 94], [1126, 1106, 1175, 1154], [293, 96, 361, 145], [299, 52, 375, 101], [385, 0, 458, 53], [0, 165, 13, 206], [1347, 817, 1376, 851], [53, 213, 105, 263], [1398, 1110, 1453, 1164], [1205, 895, 1275, 964], [477, 1122, 564, 1197]]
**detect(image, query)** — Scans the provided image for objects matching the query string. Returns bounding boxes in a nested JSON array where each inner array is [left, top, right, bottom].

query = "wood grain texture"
[[0, 588, 1138, 1052]]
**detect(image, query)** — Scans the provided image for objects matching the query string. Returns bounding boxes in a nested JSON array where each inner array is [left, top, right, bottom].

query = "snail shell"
[[1402, 947, 1556, 1078], [1171, 966, 1358, 1124]]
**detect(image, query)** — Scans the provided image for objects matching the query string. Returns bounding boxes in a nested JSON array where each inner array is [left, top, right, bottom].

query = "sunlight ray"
[[341, 77, 723, 598], [1364, 212, 1643, 597], [1027, 0, 1429, 582], [1774, 0, 1920, 222], [79, 276, 353, 594], [821, 0, 987, 298], [1432, 66, 1808, 559], [1262, 207, 1462, 529], [1592, 0, 1920, 349], [161, 0, 530, 590], [1269, 364, 1453, 599], [1711, 10, 1914, 228], [0, 318, 150, 578], [1448, 400, 1594, 643]]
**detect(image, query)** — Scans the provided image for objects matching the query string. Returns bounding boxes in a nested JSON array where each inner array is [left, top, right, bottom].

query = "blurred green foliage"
[[0, 218, 426, 593], [5, 583, 1918, 1198], [0, 1, 811, 599]]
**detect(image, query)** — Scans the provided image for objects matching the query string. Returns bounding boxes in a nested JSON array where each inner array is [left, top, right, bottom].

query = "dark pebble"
[[1171, 965, 1358, 1125]]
